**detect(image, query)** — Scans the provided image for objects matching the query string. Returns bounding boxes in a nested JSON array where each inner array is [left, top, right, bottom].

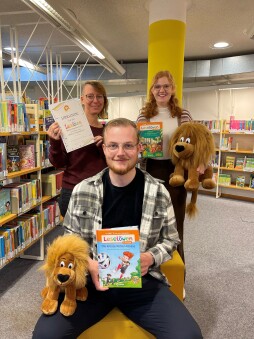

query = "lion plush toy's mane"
[[41, 234, 89, 289], [169, 122, 215, 168]]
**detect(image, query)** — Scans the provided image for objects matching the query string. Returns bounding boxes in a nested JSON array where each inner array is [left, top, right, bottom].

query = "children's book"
[[0, 142, 7, 178], [7, 145, 20, 173], [225, 156, 235, 168], [137, 121, 163, 158], [0, 189, 11, 220], [244, 158, 254, 172], [235, 157, 245, 170], [236, 175, 245, 187], [96, 227, 141, 288], [44, 109, 55, 131], [19, 144, 35, 170], [249, 173, 254, 189]]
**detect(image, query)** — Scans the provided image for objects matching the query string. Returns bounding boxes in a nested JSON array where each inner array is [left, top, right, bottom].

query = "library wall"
[[184, 88, 254, 120], [183, 90, 219, 120], [23, 83, 254, 122], [108, 96, 145, 121]]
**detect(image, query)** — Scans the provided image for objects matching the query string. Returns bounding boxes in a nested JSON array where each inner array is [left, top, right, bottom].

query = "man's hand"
[[140, 252, 154, 276], [88, 258, 109, 291]]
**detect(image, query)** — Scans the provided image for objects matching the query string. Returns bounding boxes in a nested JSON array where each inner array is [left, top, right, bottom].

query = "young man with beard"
[[33, 118, 202, 339]]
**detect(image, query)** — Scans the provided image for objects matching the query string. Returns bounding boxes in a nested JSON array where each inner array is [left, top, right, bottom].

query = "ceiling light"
[[3, 51, 47, 74], [211, 41, 231, 49], [24, 0, 73, 31], [12, 57, 46, 73], [4, 47, 16, 52], [76, 39, 105, 59], [21, 0, 125, 75]]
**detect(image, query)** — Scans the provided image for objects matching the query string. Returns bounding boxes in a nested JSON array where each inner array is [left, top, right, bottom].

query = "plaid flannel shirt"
[[63, 168, 180, 285]]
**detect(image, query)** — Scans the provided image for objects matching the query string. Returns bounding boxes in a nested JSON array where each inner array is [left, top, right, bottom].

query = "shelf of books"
[[0, 102, 62, 269], [197, 118, 254, 202]]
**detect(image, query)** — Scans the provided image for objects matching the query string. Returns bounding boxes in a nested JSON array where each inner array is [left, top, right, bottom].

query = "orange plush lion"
[[40, 234, 89, 316], [169, 122, 216, 218]]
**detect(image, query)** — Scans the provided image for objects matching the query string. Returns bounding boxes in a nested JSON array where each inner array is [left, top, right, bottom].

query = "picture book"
[[235, 157, 245, 170], [244, 158, 254, 172], [236, 176, 245, 187], [0, 142, 7, 178], [0, 189, 11, 220], [7, 145, 20, 173], [44, 109, 55, 131], [19, 144, 35, 170], [96, 228, 141, 288], [137, 121, 163, 158], [225, 156, 235, 169], [218, 174, 231, 186], [249, 174, 254, 189], [220, 137, 228, 150]]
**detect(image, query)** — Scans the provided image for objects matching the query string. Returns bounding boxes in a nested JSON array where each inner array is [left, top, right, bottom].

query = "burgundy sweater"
[[49, 126, 107, 189]]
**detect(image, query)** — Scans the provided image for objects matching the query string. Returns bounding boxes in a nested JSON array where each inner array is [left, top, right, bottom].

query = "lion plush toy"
[[169, 122, 216, 218], [40, 233, 89, 316]]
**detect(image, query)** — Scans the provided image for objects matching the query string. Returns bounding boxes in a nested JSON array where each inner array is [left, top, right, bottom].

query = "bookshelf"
[[198, 119, 254, 202], [0, 103, 61, 269]]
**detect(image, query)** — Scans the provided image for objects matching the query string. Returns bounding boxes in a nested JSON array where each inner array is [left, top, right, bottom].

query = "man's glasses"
[[153, 84, 172, 91], [104, 143, 138, 151], [85, 94, 104, 101]]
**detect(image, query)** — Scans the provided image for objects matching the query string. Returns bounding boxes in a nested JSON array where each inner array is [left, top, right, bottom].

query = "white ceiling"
[[1, 0, 254, 85]]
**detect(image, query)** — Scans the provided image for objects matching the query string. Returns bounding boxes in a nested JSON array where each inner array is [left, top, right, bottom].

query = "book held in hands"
[[137, 121, 163, 158], [96, 227, 141, 288], [49, 99, 94, 153]]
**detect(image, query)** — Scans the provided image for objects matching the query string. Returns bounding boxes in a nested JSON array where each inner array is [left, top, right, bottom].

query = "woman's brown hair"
[[81, 80, 108, 119], [140, 70, 183, 119]]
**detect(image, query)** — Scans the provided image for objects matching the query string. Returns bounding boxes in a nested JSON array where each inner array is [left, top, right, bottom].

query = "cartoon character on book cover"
[[114, 251, 134, 279], [96, 228, 141, 288], [97, 249, 141, 288]]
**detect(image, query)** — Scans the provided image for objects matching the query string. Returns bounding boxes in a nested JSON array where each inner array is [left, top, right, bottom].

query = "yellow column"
[[148, 0, 187, 104]]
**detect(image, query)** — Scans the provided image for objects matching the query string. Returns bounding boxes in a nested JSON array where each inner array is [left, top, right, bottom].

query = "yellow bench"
[[78, 251, 184, 339]]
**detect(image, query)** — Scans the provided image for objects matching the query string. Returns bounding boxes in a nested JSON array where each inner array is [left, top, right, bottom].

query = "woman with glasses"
[[47, 80, 108, 217], [137, 70, 192, 265]]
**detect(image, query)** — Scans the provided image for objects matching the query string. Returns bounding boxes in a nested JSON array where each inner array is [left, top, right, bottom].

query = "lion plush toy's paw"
[[41, 286, 49, 299], [60, 299, 77, 317], [202, 178, 216, 189], [169, 175, 185, 187], [76, 287, 88, 301], [184, 178, 200, 191], [41, 298, 58, 315]]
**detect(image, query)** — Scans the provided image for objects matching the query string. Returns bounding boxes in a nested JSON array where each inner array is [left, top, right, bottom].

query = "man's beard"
[[108, 160, 136, 175]]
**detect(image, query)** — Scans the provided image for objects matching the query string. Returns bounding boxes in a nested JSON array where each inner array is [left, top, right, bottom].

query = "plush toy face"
[[169, 122, 215, 168], [53, 253, 76, 287], [172, 136, 195, 159]]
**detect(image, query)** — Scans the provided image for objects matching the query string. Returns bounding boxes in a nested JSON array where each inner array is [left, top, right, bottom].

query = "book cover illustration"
[[236, 175, 245, 187], [225, 156, 235, 169], [0, 189, 11, 220], [44, 109, 55, 131], [0, 142, 7, 178], [137, 121, 163, 158], [249, 174, 254, 188], [19, 144, 35, 170], [235, 157, 245, 170], [96, 228, 141, 288], [7, 145, 20, 173]]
